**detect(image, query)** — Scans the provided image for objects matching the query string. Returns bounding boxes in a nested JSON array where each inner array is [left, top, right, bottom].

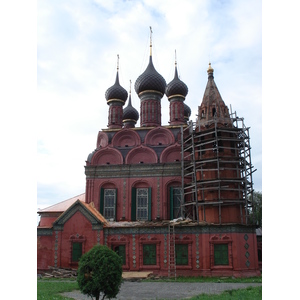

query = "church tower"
[[105, 55, 128, 129], [182, 63, 254, 225], [134, 28, 166, 127], [198, 63, 231, 127], [166, 52, 188, 125], [123, 80, 139, 128]]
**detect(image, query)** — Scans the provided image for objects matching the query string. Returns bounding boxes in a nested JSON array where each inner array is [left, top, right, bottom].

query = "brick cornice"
[[85, 162, 181, 179], [37, 227, 53, 236]]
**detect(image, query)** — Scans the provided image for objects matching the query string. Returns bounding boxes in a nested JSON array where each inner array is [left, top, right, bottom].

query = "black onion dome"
[[123, 94, 139, 121], [134, 56, 166, 95], [105, 71, 128, 102], [166, 66, 188, 98], [184, 103, 191, 118]]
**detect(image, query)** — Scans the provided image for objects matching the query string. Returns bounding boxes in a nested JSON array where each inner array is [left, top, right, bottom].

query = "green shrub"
[[77, 245, 123, 300]]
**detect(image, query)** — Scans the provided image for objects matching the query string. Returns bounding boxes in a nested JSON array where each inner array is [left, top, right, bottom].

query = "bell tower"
[[182, 63, 254, 225]]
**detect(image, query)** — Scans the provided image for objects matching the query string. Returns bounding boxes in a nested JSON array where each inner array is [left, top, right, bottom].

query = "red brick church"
[[37, 37, 260, 277]]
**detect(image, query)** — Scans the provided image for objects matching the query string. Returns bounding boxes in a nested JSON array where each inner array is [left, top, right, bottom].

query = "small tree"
[[248, 190, 262, 227], [77, 245, 123, 300]]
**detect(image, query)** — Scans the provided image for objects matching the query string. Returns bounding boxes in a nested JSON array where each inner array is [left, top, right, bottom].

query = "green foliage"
[[37, 280, 79, 300], [188, 286, 262, 300], [77, 245, 123, 300], [248, 191, 262, 227]]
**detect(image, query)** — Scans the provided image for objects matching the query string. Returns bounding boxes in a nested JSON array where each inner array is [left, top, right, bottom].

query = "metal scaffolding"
[[180, 110, 256, 224]]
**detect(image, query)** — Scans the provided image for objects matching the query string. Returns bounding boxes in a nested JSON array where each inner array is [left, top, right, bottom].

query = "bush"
[[77, 245, 123, 300]]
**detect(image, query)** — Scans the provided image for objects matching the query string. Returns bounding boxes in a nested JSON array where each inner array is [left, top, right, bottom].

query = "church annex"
[[37, 35, 260, 278]]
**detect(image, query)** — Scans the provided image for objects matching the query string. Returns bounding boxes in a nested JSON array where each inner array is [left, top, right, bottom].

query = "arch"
[[131, 179, 151, 189], [160, 143, 181, 163], [166, 178, 182, 188], [144, 126, 175, 146], [100, 181, 117, 189], [96, 131, 109, 148], [125, 145, 157, 164], [90, 146, 123, 165], [111, 128, 141, 147]]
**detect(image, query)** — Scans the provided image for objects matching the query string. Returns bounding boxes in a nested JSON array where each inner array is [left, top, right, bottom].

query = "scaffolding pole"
[[180, 110, 255, 225]]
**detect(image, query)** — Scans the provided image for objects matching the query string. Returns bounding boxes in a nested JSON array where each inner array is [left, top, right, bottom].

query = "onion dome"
[[134, 56, 166, 95], [184, 103, 191, 120], [87, 149, 96, 163], [166, 64, 188, 98], [123, 82, 139, 123], [105, 71, 128, 103]]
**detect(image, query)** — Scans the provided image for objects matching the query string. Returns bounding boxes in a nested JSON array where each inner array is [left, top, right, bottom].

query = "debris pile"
[[41, 266, 77, 278]]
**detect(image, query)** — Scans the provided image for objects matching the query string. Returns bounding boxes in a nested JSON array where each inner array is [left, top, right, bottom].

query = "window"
[[170, 187, 182, 220], [212, 108, 216, 117], [103, 189, 116, 220], [143, 244, 156, 265], [72, 242, 82, 262], [137, 188, 148, 220], [175, 244, 188, 265], [257, 249, 262, 262], [100, 188, 117, 220], [113, 245, 126, 265], [214, 244, 229, 265], [131, 187, 151, 221]]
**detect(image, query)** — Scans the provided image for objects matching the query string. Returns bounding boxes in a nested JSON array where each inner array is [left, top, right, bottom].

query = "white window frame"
[[103, 189, 116, 220], [136, 188, 148, 220]]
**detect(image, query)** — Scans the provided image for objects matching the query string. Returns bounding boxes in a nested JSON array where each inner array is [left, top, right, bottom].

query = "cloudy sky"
[[37, 0, 262, 210]]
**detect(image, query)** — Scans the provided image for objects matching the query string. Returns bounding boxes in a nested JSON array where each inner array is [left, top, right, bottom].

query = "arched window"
[[131, 187, 152, 221], [170, 186, 182, 220], [100, 188, 117, 221], [212, 107, 216, 117]]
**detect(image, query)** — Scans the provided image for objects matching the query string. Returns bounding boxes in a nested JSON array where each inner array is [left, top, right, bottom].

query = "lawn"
[[187, 286, 262, 300], [37, 280, 79, 300]]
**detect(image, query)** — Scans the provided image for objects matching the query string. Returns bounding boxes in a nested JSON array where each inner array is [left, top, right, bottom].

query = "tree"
[[248, 190, 262, 227], [77, 245, 123, 300]]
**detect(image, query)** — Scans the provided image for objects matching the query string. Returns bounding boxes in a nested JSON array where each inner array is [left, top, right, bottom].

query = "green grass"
[[37, 280, 79, 300], [188, 286, 262, 300]]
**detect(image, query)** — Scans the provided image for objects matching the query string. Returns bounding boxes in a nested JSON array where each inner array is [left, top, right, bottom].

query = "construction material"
[[41, 267, 77, 278]]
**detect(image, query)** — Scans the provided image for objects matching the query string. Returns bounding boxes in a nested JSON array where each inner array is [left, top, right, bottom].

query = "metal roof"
[[37, 193, 85, 213]]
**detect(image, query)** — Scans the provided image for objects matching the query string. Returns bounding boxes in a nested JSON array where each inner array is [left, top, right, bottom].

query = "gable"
[[53, 200, 107, 231]]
